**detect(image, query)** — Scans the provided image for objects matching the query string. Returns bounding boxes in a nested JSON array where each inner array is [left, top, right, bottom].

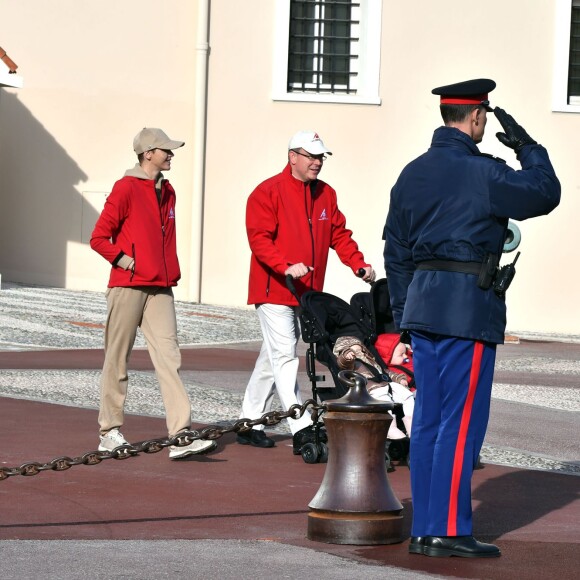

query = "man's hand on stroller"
[[285, 263, 314, 279], [358, 266, 376, 284]]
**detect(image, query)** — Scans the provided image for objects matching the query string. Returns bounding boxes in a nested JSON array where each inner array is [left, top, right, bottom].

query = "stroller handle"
[[357, 267, 376, 286], [288, 269, 368, 298], [286, 274, 300, 301]]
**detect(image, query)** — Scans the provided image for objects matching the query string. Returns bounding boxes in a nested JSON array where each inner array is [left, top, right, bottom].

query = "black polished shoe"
[[423, 536, 501, 558], [408, 536, 426, 555], [236, 429, 275, 448]]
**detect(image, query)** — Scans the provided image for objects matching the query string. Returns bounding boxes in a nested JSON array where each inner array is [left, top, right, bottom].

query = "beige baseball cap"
[[133, 128, 185, 154], [288, 130, 332, 155]]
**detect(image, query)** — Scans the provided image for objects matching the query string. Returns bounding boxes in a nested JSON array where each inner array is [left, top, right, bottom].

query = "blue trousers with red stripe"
[[409, 331, 496, 537]]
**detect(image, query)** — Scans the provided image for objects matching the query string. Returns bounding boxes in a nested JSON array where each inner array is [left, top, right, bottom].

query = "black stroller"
[[289, 276, 413, 468]]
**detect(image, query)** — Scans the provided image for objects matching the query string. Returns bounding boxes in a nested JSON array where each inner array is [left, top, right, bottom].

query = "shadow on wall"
[[0, 91, 97, 287]]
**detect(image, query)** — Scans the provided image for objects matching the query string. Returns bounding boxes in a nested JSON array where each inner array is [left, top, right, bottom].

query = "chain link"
[[0, 400, 324, 481]]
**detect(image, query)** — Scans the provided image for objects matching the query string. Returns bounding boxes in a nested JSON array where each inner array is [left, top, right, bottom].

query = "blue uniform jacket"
[[384, 126, 560, 344]]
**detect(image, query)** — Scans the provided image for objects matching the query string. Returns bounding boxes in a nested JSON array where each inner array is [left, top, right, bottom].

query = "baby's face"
[[391, 342, 407, 365]]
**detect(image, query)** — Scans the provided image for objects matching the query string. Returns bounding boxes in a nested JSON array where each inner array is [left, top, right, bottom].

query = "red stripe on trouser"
[[447, 341, 484, 535]]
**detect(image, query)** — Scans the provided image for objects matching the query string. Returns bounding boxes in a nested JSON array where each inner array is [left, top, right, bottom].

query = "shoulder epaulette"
[[478, 152, 506, 164]]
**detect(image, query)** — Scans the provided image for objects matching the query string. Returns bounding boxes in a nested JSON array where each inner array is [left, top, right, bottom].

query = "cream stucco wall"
[[202, 0, 579, 337], [0, 0, 200, 300], [1, 1, 578, 337]]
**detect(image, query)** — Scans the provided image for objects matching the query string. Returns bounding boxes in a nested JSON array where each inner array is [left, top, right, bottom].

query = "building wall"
[[1, 0, 578, 337], [202, 0, 580, 337], [0, 0, 199, 300]]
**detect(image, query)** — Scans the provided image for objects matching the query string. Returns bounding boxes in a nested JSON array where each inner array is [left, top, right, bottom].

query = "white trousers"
[[240, 303, 312, 434]]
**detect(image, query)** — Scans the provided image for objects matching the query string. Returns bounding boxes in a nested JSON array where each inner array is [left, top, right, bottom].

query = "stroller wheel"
[[318, 443, 329, 463], [385, 450, 394, 472], [387, 440, 403, 462], [384, 441, 393, 472], [301, 442, 320, 464], [388, 438, 410, 462]]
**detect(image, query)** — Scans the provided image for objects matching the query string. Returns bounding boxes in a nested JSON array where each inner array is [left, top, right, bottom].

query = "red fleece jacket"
[[90, 172, 181, 288], [246, 164, 368, 306]]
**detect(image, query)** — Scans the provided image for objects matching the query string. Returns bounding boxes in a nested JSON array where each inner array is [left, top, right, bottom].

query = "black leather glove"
[[494, 107, 537, 153], [400, 330, 411, 346]]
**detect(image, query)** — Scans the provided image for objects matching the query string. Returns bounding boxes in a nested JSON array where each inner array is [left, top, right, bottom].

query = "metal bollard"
[[307, 370, 404, 545]]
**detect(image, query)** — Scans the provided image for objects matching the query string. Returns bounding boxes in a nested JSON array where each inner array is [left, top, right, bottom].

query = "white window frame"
[[553, 0, 580, 112], [272, 0, 382, 105]]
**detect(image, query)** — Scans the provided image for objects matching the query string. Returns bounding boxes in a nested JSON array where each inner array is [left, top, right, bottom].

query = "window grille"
[[569, 0, 580, 101], [287, 0, 360, 95]]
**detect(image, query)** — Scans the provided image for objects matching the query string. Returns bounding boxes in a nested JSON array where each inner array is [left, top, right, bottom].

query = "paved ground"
[[0, 283, 579, 579]]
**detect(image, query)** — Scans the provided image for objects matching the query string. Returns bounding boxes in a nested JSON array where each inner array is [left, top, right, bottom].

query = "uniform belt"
[[416, 260, 482, 275]]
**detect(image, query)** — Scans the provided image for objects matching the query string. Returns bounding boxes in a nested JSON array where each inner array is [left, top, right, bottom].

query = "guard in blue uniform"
[[383, 79, 560, 558]]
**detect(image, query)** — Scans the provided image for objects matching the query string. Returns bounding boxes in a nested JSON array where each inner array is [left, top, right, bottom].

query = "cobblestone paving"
[[1, 283, 578, 474], [0, 284, 263, 350]]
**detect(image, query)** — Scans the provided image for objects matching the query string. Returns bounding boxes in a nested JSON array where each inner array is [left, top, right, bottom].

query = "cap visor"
[[302, 145, 332, 155], [161, 140, 185, 150]]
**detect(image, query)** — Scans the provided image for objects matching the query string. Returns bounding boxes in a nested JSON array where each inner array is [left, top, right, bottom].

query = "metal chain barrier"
[[0, 400, 324, 481]]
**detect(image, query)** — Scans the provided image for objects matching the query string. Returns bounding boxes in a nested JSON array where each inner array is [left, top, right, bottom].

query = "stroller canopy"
[[299, 290, 368, 345], [350, 278, 397, 340]]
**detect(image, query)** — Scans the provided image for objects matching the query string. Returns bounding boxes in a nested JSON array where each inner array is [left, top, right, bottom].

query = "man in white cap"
[[90, 128, 217, 460], [238, 130, 376, 451]]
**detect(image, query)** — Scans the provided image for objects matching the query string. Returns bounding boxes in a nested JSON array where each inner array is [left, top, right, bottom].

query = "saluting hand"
[[494, 106, 537, 153]]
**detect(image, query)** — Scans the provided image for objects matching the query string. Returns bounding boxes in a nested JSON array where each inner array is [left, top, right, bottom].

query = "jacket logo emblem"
[[318, 209, 328, 221], [169, 208, 175, 219]]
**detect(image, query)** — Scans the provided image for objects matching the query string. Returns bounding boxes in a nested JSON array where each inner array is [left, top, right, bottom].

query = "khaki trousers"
[[98, 286, 191, 437]]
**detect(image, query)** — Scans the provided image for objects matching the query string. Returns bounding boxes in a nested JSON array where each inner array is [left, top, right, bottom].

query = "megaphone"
[[503, 221, 521, 253]]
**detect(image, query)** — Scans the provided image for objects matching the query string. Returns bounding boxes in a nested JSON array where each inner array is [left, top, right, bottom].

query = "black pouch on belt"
[[477, 253, 499, 290]]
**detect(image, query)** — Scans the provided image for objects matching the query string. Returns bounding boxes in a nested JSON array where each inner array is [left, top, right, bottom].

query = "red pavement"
[[1, 396, 578, 580], [0, 347, 258, 371]]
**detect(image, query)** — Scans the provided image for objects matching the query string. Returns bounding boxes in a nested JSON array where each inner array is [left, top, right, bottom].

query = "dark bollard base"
[[307, 509, 404, 545]]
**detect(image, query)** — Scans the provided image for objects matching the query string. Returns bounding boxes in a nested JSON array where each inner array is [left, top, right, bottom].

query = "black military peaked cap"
[[432, 78, 496, 111]]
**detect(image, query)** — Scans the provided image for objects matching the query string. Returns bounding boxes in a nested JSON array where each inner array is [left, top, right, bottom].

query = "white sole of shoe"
[[98, 444, 133, 453], [169, 441, 217, 460]]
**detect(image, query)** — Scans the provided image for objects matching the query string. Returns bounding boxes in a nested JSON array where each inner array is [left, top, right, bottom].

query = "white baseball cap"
[[288, 130, 333, 155]]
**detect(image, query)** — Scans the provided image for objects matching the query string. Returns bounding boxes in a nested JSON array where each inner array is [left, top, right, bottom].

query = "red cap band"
[[440, 94, 488, 105]]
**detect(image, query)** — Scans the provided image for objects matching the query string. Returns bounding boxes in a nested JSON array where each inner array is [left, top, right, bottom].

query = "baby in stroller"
[[375, 332, 415, 388], [297, 280, 415, 446], [332, 333, 414, 440]]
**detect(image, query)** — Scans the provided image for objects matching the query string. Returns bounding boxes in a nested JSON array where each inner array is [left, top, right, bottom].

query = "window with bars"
[[554, 0, 580, 111], [273, 0, 382, 105], [287, 0, 360, 95], [569, 0, 580, 102]]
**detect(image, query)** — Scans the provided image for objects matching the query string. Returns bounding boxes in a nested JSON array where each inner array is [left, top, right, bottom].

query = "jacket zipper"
[[157, 182, 169, 285], [305, 182, 316, 289]]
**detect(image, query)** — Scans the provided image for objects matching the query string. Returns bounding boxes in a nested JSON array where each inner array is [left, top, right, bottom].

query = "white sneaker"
[[98, 428, 130, 451], [169, 435, 217, 460]]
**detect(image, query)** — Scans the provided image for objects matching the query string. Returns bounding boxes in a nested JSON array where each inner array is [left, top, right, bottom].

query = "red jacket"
[[90, 167, 181, 288], [246, 164, 368, 306]]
